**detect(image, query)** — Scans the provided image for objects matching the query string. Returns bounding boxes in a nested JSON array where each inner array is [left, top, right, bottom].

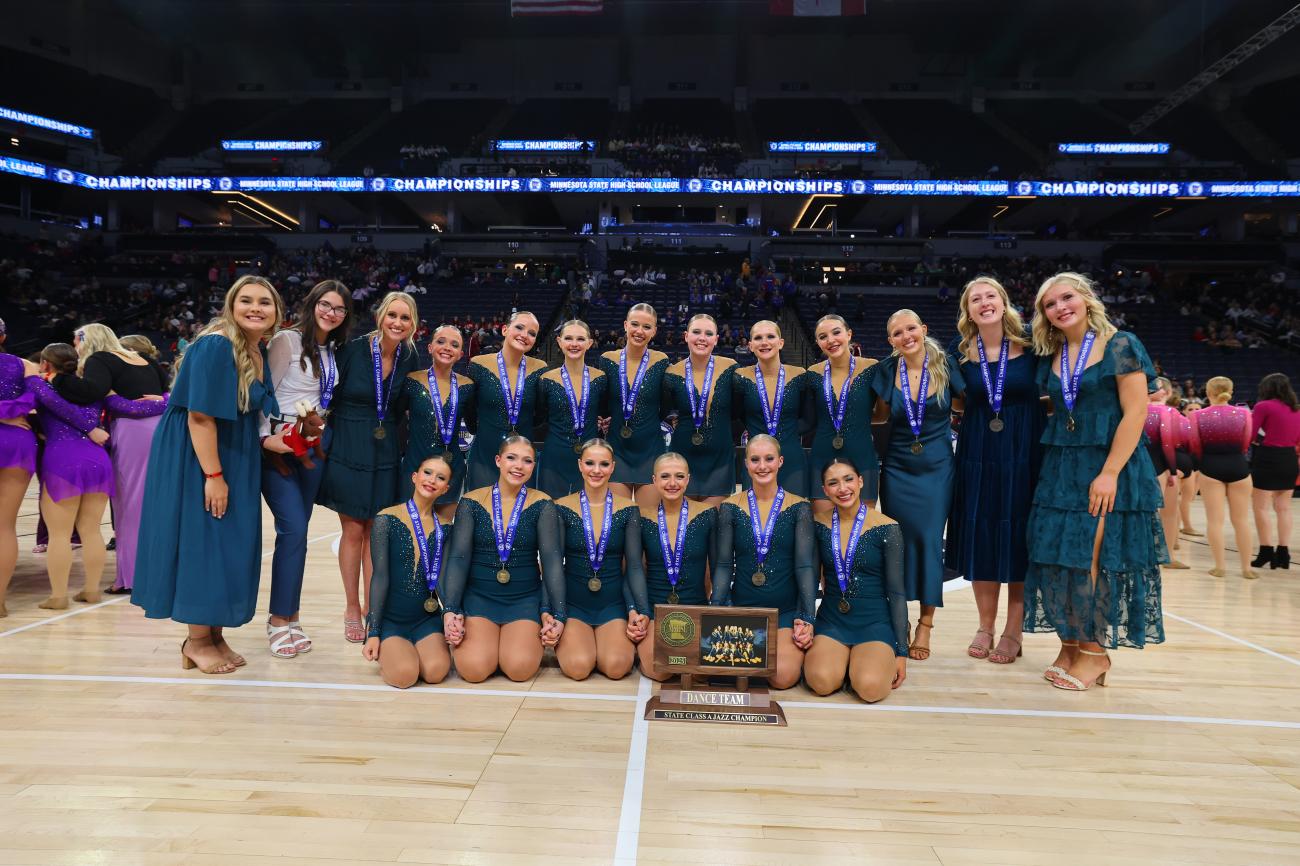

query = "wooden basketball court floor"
[[1, 482, 1298, 866]]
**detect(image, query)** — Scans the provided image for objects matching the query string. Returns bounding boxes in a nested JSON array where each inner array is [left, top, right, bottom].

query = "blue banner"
[[768, 141, 878, 153], [221, 139, 324, 152], [1057, 142, 1170, 155], [494, 139, 597, 151], [0, 106, 94, 140]]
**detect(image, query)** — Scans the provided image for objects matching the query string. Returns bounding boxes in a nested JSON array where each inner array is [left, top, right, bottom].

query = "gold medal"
[[588, 577, 602, 592], [1066, 415, 1076, 432], [423, 596, 440, 614], [373, 425, 386, 440], [496, 567, 511, 584], [910, 440, 923, 455], [667, 591, 679, 605], [752, 570, 766, 587], [573, 442, 584, 455], [832, 434, 845, 450], [620, 425, 633, 439], [838, 598, 851, 614], [989, 417, 1004, 432], [691, 430, 705, 446]]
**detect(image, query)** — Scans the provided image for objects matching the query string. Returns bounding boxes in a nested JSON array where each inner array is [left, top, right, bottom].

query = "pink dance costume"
[[106, 394, 169, 590], [1189, 405, 1252, 484], [25, 376, 114, 502], [1143, 403, 1181, 478], [0, 355, 37, 474]]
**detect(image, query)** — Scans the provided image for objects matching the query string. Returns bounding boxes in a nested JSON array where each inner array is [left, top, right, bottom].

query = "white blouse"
[[259, 329, 337, 436]]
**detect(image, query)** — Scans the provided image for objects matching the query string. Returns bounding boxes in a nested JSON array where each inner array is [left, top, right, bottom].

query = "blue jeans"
[[261, 428, 331, 618]]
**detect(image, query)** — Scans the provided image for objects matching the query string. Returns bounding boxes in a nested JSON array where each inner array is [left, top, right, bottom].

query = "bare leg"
[[1273, 490, 1292, 548], [182, 625, 236, 674], [1226, 478, 1255, 576], [377, 636, 421, 688], [989, 583, 1024, 664], [0, 468, 31, 616], [39, 489, 79, 609], [1061, 517, 1110, 686], [636, 631, 671, 681], [803, 635, 850, 695], [969, 581, 999, 658], [908, 604, 937, 660], [847, 642, 897, 703], [415, 634, 452, 684], [594, 620, 635, 679], [1201, 476, 1228, 573], [1253, 489, 1275, 546], [71, 493, 108, 602], [453, 617, 502, 683], [498, 620, 544, 682], [556, 618, 598, 681], [769, 627, 805, 690], [1158, 472, 1185, 567], [209, 625, 246, 667], [337, 514, 369, 639], [1179, 471, 1198, 533]]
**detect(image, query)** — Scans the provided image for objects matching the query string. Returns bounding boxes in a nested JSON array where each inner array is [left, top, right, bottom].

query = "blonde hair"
[[955, 276, 1030, 358], [508, 310, 540, 326], [652, 451, 690, 473], [886, 309, 951, 406], [686, 313, 717, 330], [745, 432, 782, 456], [120, 334, 159, 359], [749, 319, 783, 340], [558, 319, 593, 339], [184, 275, 285, 413], [578, 437, 614, 459], [369, 291, 419, 354], [75, 323, 138, 371], [1030, 271, 1117, 357], [1205, 376, 1234, 403], [627, 303, 658, 322]]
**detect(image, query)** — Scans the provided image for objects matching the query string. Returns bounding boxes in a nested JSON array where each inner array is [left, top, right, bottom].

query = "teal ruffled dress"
[[735, 365, 811, 497], [464, 355, 546, 490], [663, 358, 739, 497], [399, 372, 476, 506], [1025, 331, 1167, 649], [713, 497, 816, 629], [536, 368, 610, 498], [813, 519, 909, 655], [133, 334, 279, 627], [366, 512, 450, 644], [598, 350, 670, 486], [555, 498, 648, 626], [639, 504, 716, 616], [808, 360, 880, 502]]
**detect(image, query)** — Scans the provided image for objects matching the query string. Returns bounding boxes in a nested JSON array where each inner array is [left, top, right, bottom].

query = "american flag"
[[511, 0, 603, 14]]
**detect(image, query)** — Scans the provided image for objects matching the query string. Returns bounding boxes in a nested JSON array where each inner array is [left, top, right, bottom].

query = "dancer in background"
[[872, 309, 964, 661], [735, 320, 810, 497], [600, 304, 669, 509], [261, 280, 353, 657], [537, 321, 609, 498], [663, 314, 738, 505], [1024, 272, 1165, 692], [317, 291, 419, 644], [0, 321, 39, 616], [464, 311, 548, 490], [1250, 372, 1299, 571], [1145, 378, 1188, 570], [945, 277, 1045, 666], [401, 325, 475, 521], [809, 314, 878, 516], [1189, 377, 1256, 579]]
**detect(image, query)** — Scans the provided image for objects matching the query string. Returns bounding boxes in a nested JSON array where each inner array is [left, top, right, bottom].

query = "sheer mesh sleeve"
[[537, 500, 567, 622], [266, 331, 297, 393], [366, 515, 395, 639], [25, 377, 99, 433], [440, 498, 477, 616], [1110, 331, 1155, 379], [710, 504, 735, 607], [105, 394, 168, 418], [621, 508, 649, 615], [793, 502, 816, 623], [880, 523, 908, 657], [0, 387, 35, 420]]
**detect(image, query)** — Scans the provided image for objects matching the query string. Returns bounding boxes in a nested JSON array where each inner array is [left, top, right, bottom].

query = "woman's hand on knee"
[[362, 637, 380, 662], [892, 656, 907, 689]]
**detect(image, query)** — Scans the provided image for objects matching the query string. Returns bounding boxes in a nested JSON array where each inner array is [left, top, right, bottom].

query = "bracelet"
[[203, 470, 223, 479]]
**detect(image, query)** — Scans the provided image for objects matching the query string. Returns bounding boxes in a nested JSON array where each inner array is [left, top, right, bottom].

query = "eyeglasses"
[[316, 300, 348, 318]]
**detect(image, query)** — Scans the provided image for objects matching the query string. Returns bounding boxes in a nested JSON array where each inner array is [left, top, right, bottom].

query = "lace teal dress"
[[366, 512, 450, 644], [814, 518, 908, 654], [535, 368, 611, 498], [133, 334, 279, 627], [808, 360, 880, 502], [598, 350, 670, 486], [640, 504, 716, 617], [316, 336, 419, 519], [1025, 331, 1167, 649], [441, 492, 566, 625], [399, 372, 476, 506], [713, 497, 816, 629], [556, 498, 649, 626], [663, 358, 739, 497], [735, 365, 812, 497], [464, 354, 546, 490], [872, 354, 965, 607]]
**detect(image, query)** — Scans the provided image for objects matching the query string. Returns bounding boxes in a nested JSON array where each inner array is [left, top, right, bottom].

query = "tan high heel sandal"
[[908, 618, 935, 661], [1044, 641, 1078, 682], [180, 639, 237, 675], [1051, 648, 1110, 691]]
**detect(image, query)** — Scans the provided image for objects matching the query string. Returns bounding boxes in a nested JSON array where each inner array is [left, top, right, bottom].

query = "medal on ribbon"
[[899, 353, 929, 455], [684, 354, 715, 447], [754, 363, 786, 437], [491, 483, 528, 584], [619, 347, 650, 440], [579, 489, 613, 593], [371, 337, 402, 440], [406, 499, 444, 614], [823, 356, 856, 450], [977, 335, 1009, 433], [745, 487, 784, 587], [658, 499, 690, 605], [831, 503, 868, 614], [427, 369, 459, 449], [560, 364, 591, 455], [1061, 330, 1096, 433], [496, 351, 527, 436], [318, 344, 337, 411]]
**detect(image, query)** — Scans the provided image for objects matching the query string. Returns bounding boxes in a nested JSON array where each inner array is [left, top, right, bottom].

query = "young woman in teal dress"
[[554, 438, 649, 680], [805, 458, 909, 702], [713, 434, 816, 690], [464, 311, 548, 490], [735, 320, 810, 497], [663, 314, 738, 505], [363, 454, 456, 688], [601, 304, 669, 509], [537, 321, 610, 498], [441, 436, 565, 682], [400, 325, 476, 521], [945, 277, 1046, 667], [809, 314, 880, 515], [1025, 272, 1166, 692], [317, 291, 420, 644], [636, 451, 717, 680], [133, 277, 294, 675], [871, 309, 964, 662]]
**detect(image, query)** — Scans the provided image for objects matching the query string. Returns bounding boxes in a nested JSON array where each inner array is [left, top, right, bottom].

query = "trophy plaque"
[[643, 604, 786, 726]]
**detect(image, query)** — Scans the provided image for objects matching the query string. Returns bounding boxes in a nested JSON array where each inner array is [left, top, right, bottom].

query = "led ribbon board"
[[1057, 142, 1170, 155], [768, 141, 878, 153], [493, 139, 597, 151], [221, 140, 324, 151], [0, 106, 94, 139]]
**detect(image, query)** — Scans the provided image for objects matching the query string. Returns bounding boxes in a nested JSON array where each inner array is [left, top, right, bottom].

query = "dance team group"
[[1, 270, 1295, 701]]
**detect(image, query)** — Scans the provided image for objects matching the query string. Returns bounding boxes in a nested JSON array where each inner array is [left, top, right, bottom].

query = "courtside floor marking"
[[614, 675, 653, 866], [1166, 611, 1300, 668]]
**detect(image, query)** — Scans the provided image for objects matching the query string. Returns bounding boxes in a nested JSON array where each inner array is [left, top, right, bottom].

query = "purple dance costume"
[[26, 376, 115, 502], [0, 355, 37, 474]]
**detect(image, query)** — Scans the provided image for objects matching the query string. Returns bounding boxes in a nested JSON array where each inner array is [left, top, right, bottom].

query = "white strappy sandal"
[[288, 621, 312, 654], [267, 619, 299, 658]]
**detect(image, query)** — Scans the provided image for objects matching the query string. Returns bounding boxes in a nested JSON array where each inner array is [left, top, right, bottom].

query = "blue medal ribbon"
[[684, 354, 716, 434], [491, 483, 528, 566], [898, 353, 930, 440], [579, 489, 613, 575], [496, 351, 527, 431], [822, 356, 856, 436], [317, 344, 337, 410], [976, 335, 1009, 416], [619, 347, 650, 427], [426, 368, 459, 447], [745, 487, 785, 571], [831, 503, 869, 598], [406, 499, 444, 596], [560, 363, 591, 442], [754, 363, 786, 436], [657, 499, 690, 593], [1060, 329, 1096, 418], [371, 337, 402, 426]]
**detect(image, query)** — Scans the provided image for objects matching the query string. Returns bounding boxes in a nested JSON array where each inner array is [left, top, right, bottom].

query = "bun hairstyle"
[[498, 434, 536, 455], [120, 334, 160, 359], [822, 456, 862, 482], [41, 342, 79, 376], [578, 437, 614, 458], [745, 432, 782, 456], [885, 308, 952, 406], [686, 312, 717, 330], [627, 303, 658, 322], [418, 452, 455, 474], [508, 310, 540, 326], [558, 319, 593, 339], [750, 319, 783, 339], [653, 451, 690, 473], [1204, 376, 1234, 403]]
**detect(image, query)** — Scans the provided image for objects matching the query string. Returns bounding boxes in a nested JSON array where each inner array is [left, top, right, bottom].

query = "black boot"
[[1272, 546, 1290, 570], [1251, 546, 1275, 568]]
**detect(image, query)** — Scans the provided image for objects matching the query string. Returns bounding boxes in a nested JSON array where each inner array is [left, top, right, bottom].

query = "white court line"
[[1166, 611, 1300, 668], [1, 671, 1295, 731], [614, 675, 653, 866], [0, 530, 340, 641], [943, 577, 971, 594]]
